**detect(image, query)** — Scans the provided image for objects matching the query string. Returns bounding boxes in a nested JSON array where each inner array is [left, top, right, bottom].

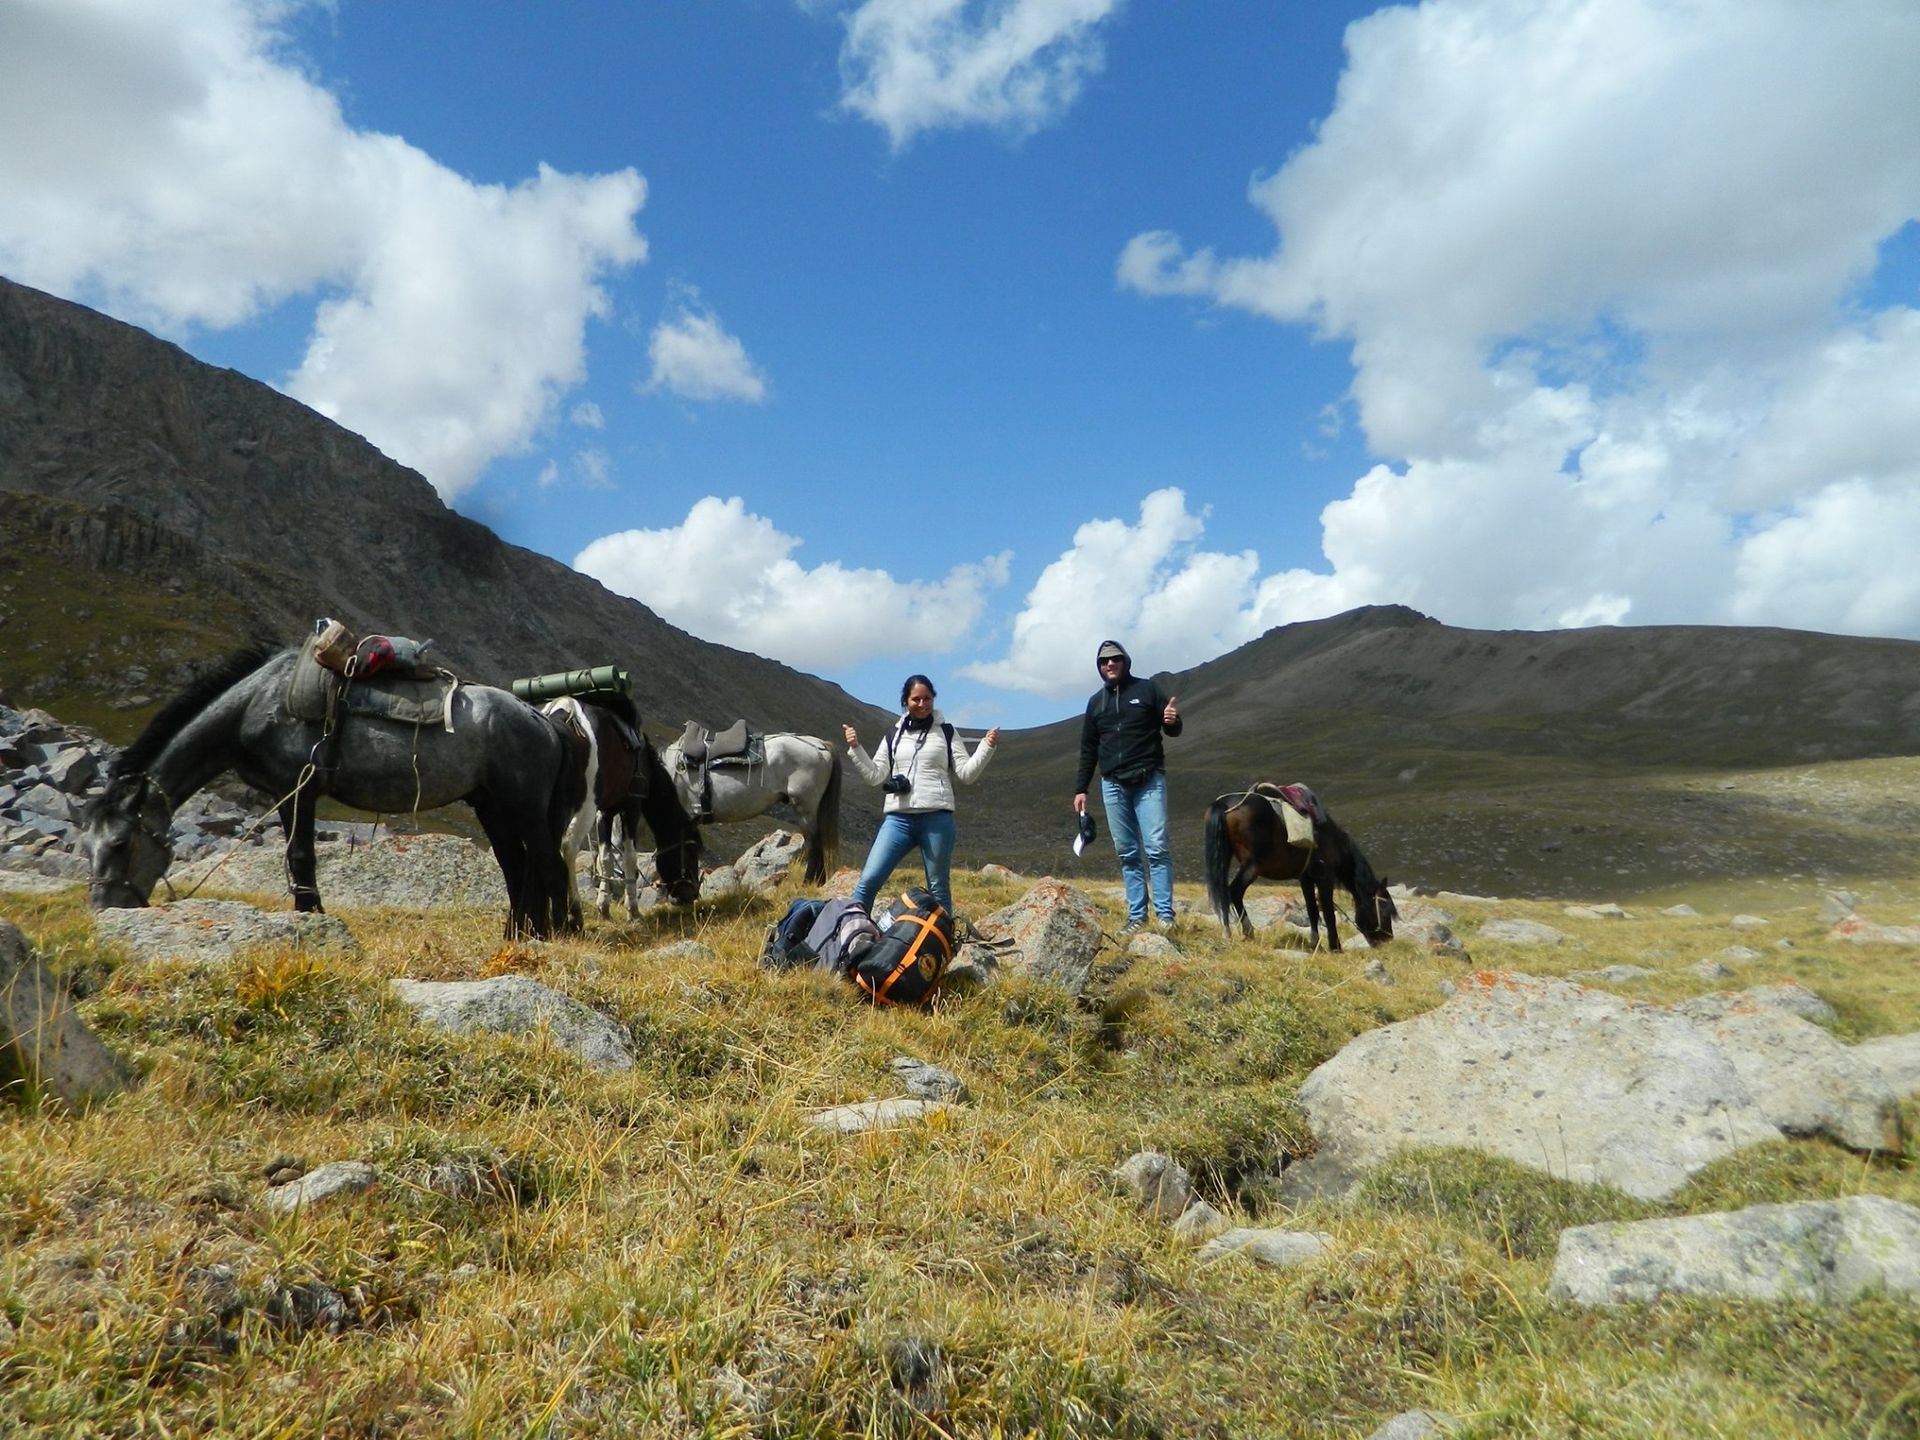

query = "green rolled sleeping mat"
[[509, 666, 632, 702]]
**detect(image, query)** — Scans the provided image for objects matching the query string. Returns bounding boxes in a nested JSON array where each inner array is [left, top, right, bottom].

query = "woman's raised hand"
[[842, 724, 859, 749], [984, 726, 1001, 747]]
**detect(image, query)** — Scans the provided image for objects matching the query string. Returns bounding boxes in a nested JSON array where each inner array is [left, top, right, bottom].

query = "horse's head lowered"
[[80, 770, 176, 909], [638, 735, 703, 905], [1356, 872, 1399, 945]]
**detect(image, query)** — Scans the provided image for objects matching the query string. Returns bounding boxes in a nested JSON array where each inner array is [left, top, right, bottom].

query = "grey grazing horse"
[[80, 644, 587, 938]]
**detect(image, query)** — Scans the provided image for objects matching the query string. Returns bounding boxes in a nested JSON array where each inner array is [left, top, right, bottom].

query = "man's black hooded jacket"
[[1075, 649, 1181, 791]]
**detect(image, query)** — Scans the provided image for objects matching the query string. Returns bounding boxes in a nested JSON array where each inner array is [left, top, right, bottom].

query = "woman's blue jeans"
[[852, 809, 957, 916], [1101, 770, 1173, 923]]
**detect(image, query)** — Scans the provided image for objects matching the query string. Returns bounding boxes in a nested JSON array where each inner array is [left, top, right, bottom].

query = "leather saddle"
[[676, 718, 754, 820], [286, 627, 459, 736]]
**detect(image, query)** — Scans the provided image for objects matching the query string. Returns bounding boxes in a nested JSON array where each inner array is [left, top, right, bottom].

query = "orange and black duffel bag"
[[850, 887, 956, 1006]]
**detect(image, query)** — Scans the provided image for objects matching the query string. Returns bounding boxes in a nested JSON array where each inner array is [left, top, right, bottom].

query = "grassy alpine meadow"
[[2, 850, 1918, 1440]]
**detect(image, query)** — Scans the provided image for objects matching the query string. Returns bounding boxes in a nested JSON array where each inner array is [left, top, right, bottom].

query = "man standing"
[[1073, 640, 1182, 933]]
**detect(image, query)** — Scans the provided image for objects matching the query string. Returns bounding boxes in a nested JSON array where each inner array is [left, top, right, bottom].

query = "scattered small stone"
[[645, 939, 718, 963], [1661, 903, 1698, 917], [1199, 1227, 1333, 1270], [1550, 1195, 1920, 1305], [1, 920, 136, 1111], [1576, 964, 1656, 983], [1720, 945, 1762, 961], [1564, 903, 1629, 920], [731, 830, 806, 891], [389, 976, 636, 1071], [698, 865, 745, 900], [263, 1156, 306, 1187], [804, 1098, 955, 1133], [1829, 917, 1920, 946], [1819, 890, 1859, 923], [1478, 918, 1565, 946], [1730, 914, 1768, 929], [93, 899, 357, 965], [1128, 931, 1182, 960], [1171, 1200, 1228, 1244], [263, 1276, 355, 1333], [1114, 1151, 1194, 1221], [263, 1160, 379, 1215], [891, 1056, 968, 1102], [1366, 1413, 1460, 1440], [1690, 959, 1735, 980], [1363, 957, 1393, 986], [972, 880, 1104, 997]]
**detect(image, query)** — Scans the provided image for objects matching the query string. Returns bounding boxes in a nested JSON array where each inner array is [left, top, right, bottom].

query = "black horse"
[[1204, 785, 1397, 951], [80, 644, 589, 938]]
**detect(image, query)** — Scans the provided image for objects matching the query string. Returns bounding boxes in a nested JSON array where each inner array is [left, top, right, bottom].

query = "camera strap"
[[885, 718, 954, 777]]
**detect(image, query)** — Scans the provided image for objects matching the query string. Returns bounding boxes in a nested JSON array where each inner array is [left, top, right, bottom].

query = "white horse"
[[540, 698, 600, 925], [660, 731, 842, 884]]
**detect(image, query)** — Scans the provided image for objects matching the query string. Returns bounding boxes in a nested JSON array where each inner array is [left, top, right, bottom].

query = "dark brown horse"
[[1203, 785, 1396, 951], [544, 693, 702, 917]]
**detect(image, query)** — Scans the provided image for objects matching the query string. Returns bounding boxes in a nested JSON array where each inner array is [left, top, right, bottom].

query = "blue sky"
[[6, 1, 1920, 730]]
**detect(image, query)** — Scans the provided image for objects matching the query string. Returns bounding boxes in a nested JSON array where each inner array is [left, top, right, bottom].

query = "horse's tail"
[[1203, 794, 1238, 929], [806, 747, 843, 885]]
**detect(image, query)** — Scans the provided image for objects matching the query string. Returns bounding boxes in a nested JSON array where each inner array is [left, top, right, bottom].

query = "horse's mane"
[[119, 641, 283, 775], [579, 691, 641, 729]]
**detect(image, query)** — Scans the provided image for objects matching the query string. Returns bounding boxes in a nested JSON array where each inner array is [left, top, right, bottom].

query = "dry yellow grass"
[[2, 858, 1917, 1439]]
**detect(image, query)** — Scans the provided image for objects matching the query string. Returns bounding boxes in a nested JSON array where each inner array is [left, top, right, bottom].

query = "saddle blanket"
[[707, 734, 768, 769], [286, 634, 460, 731], [1251, 781, 1320, 849]]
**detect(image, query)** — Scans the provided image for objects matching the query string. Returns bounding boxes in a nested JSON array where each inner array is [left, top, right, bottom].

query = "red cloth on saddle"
[[353, 636, 398, 678], [1274, 783, 1324, 823]]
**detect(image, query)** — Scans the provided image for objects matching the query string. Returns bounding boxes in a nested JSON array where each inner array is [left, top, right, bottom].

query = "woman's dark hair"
[[900, 674, 936, 706]]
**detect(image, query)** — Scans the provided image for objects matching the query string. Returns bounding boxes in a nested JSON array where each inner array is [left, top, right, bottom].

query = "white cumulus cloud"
[[0, 0, 647, 499], [837, 0, 1123, 149], [575, 496, 1010, 669], [964, 488, 1359, 696], [1116, 0, 1920, 644], [644, 298, 769, 403]]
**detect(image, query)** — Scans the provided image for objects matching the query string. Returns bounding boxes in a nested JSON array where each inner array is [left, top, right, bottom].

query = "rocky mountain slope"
[[0, 277, 889, 744]]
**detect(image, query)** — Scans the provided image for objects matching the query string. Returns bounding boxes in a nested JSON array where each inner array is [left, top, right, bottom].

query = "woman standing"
[[844, 674, 999, 917]]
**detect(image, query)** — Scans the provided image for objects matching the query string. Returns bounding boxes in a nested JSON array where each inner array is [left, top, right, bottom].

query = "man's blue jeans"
[[852, 809, 957, 916], [1101, 770, 1173, 923]]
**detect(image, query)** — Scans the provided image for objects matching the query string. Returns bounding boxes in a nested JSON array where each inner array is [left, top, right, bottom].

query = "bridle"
[[651, 832, 702, 896], [115, 772, 178, 853]]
